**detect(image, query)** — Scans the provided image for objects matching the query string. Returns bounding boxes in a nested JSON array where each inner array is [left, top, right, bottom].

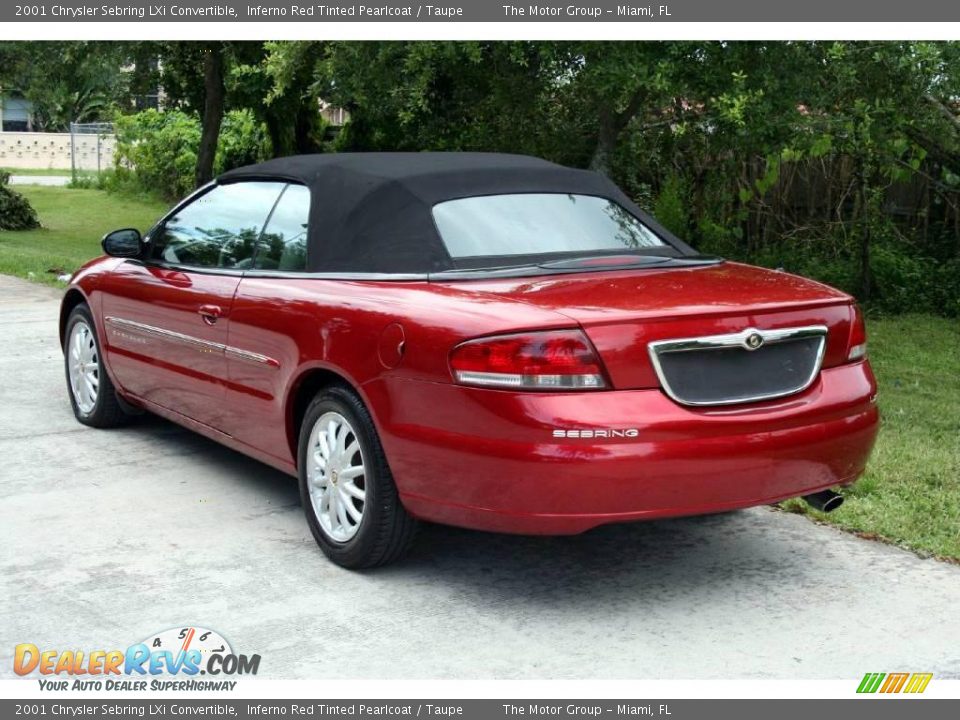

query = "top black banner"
[[5, 0, 960, 22]]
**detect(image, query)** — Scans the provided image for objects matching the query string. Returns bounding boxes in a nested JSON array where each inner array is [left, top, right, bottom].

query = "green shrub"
[[0, 171, 41, 230], [114, 109, 200, 200], [215, 110, 269, 175], [729, 237, 959, 318], [66, 170, 114, 191], [696, 217, 742, 259], [113, 109, 269, 201], [870, 247, 960, 317], [652, 174, 690, 239]]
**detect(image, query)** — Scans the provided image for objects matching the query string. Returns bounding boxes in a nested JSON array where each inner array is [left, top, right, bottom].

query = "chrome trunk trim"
[[647, 325, 828, 407]]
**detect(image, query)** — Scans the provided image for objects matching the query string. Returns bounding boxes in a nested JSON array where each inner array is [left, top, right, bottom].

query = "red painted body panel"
[[98, 262, 240, 428], [431, 262, 855, 389], [372, 361, 878, 533], [66, 257, 880, 534]]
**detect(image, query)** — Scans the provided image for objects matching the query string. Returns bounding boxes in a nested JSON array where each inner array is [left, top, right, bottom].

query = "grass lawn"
[[2, 167, 75, 177], [2, 185, 958, 560], [781, 314, 960, 561], [0, 185, 167, 284]]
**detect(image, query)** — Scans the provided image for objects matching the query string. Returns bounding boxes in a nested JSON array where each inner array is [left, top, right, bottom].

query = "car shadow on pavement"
[[392, 513, 800, 604], [126, 412, 819, 605]]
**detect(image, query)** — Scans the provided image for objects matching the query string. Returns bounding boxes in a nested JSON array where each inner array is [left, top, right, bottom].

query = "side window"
[[149, 182, 286, 269], [253, 184, 311, 271]]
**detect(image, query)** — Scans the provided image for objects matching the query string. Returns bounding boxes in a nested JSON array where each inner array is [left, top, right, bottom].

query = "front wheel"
[[298, 386, 418, 568], [64, 304, 130, 428]]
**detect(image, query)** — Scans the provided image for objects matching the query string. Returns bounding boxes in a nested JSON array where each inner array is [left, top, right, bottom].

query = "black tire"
[[297, 385, 418, 568], [64, 304, 130, 428]]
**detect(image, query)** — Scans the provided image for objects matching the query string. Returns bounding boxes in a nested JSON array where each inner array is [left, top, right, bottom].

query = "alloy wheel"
[[307, 411, 367, 542], [68, 320, 99, 415]]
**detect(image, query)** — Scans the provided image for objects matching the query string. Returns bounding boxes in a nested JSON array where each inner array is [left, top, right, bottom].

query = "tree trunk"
[[265, 109, 293, 158], [295, 102, 319, 154], [588, 108, 620, 177], [589, 91, 648, 177], [195, 44, 225, 188], [266, 114, 286, 159]]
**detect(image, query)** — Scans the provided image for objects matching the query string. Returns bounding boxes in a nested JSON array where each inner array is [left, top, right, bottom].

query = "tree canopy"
[[2, 40, 959, 313]]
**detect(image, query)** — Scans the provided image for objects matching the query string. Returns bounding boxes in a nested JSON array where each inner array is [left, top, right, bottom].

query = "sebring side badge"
[[552, 429, 640, 439]]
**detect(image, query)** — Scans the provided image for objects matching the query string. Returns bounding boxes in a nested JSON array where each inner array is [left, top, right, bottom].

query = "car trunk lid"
[[433, 261, 855, 394]]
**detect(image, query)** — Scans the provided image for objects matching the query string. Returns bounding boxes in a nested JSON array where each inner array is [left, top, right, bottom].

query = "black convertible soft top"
[[218, 152, 696, 274]]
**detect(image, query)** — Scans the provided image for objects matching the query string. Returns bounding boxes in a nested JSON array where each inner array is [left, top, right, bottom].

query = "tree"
[[542, 43, 696, 176], [0, 42, 131, 131], [265, 41, 564, 157], [195, 43, 226, 187], [234, 42, 327, 157], [795, 42, 955, 300]]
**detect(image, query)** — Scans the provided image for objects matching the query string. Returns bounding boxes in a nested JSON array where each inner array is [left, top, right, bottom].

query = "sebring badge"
[[553, 429, 640, 439]]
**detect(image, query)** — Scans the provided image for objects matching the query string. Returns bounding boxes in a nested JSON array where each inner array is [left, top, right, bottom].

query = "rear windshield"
[[432, 193, 667, 261]]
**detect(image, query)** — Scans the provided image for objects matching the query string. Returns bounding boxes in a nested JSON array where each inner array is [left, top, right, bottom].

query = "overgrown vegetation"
[[3, 40, 960, 314], [267, 41, 960, 316], [111, 108, 269, 199], [0, 171, 41, 231]]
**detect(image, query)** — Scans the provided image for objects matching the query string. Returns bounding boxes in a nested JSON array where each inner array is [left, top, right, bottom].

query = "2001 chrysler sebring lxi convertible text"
[[60, 153, 879, 567]]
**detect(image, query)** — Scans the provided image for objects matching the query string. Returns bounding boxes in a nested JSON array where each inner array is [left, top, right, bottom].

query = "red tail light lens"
[[847, 305, 868, 361], [450, 330, 607, 390]]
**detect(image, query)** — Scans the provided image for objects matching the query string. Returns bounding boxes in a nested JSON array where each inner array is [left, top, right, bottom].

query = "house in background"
[[1, 87, 346, 133], [0, 92, 112, 172], [320, 101, 349, 126], [0, 93, 35, 132]]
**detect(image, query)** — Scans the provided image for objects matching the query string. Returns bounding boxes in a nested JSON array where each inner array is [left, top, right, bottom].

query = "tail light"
[[450, 330, 607, 390], [847, 305, 868, 361]]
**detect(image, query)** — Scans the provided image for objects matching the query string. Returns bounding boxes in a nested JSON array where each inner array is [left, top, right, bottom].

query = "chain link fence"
[[69, 121, 115, 183]]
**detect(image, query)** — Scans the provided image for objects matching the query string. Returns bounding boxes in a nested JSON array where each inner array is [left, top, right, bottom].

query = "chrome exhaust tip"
[[803, 489, 844, 513]]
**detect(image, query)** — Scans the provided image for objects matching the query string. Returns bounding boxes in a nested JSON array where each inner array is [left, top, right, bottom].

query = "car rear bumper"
[[371, 360, 879, 535]]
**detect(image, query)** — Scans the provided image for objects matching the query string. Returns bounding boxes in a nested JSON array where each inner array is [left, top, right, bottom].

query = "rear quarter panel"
[[222, 277, 577, 466]]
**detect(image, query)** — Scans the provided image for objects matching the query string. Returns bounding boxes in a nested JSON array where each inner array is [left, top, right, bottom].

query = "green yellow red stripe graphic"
[[857, 672, 932, 694]]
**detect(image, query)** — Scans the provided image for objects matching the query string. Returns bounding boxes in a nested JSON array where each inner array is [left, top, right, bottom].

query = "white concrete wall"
[[0, 132, 116, 171]]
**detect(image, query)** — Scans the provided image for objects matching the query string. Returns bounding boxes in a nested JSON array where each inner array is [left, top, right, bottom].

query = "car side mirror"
[[102, 228, 143, 258]]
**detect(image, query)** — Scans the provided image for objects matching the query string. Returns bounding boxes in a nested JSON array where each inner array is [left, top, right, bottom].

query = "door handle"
[[198, 305, 223, 325]]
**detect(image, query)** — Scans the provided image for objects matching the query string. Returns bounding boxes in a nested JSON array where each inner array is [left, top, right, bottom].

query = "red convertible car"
[[61, 153, 879, 567]]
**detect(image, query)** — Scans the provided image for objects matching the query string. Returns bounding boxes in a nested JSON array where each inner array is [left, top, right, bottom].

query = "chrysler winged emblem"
[[745, 332, 764, 350]]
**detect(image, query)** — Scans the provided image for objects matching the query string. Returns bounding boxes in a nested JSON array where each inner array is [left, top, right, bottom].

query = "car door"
[[99, 181, 287, 430], [218, 183, 313, 460]]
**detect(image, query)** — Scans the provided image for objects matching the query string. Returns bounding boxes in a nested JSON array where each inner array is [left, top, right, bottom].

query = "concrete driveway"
[[1, 274, 958, 680]]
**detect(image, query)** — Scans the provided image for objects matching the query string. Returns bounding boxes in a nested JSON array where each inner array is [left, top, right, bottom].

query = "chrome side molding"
[[104, 316, 280, 369]]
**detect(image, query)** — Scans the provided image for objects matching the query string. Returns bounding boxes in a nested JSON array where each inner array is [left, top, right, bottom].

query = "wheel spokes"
[[341, 492, 363, 522], [307, 411, 368, 542], [313, 448, 327, 469], [339, 465, 364, 481], [68, 321, 99, 414], [335, 492, 349, 528], [344, 478, 365, 497]]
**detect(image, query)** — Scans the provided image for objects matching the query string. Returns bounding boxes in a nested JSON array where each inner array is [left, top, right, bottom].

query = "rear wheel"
[[298, 385, 418, 568], [64, 304, 130, 428]]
